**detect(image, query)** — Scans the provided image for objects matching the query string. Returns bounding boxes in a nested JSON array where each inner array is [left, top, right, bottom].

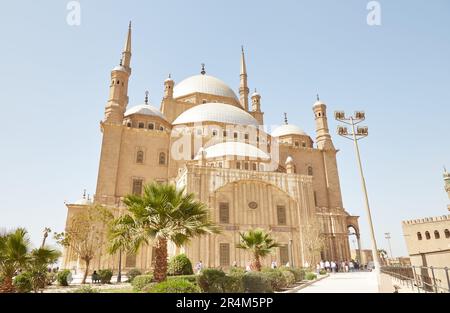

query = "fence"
[[381, 265, 450, 293]]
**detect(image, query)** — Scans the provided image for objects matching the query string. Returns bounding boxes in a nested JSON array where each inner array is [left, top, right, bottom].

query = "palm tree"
[[27, 247, 60, 293], [0, 228, 31, 293], [236, 228, 280, 272], [41, 227, 51, 248], [111, 182, 219, 282]]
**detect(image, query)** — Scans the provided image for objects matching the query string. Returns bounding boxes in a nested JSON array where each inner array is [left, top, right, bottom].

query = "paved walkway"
[[297, 271, 379, 293]]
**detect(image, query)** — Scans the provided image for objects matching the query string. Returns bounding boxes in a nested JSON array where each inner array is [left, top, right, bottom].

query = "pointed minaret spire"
[[122, 21, 132, 70], [201, 63, 206, 75], [239, 46, 249, 111], [82, 189, 86, 199], [316, 94, 320, 101], [144, 91, 149, 104], [284, 113, 288, 125]]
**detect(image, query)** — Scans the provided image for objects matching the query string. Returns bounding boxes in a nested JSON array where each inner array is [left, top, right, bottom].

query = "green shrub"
[[229, 267, 246, 275], [146, 278, 200, 293], [72, 285, 99, 293], [98, 269, 113, 284], [319, 269, 327, 275], [56, 269, 72, 286], [243, 272, 273, 293], [13, 272, 32, 293], [261, 269, 287, 290], [132, 274, 153, 291], [46, 272, 57, 286], [305, 272, 317, 280], [197, 268, 227, 293], [281, 270, 296, 286], [167, 254, 194, 276], [281, 267, 305, 282], [167, 275, 197, 283], [224, 273, 245, 293], [126, 268, 142, 283]]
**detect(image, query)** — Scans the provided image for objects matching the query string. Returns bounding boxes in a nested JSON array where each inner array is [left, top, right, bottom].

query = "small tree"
[[236, 229, 280, 272], [55, 205, 113, 284], [303, 218, 326, 267]]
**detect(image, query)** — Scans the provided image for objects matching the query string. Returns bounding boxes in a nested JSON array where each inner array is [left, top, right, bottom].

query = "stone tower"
[[96, 23, 132, 203], [239, 46, 249, 111], [313, 96, 334, 150], [444, 167, 450, 204]]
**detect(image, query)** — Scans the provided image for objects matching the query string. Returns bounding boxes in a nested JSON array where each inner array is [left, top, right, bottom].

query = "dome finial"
[[119, 58, 123, 66], [145, 91, 149, 104], [201, 63, 206, 75], [83, 189, 86, 199], [284, 112, 288, 125], [316, 94, 320, 101], [168, 73, 171, 79]]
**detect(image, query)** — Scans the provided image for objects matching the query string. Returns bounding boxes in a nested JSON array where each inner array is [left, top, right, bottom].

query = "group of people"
[[316, 259, 362, 274]]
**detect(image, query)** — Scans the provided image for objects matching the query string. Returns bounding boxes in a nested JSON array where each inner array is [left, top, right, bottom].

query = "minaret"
[[313, 95, 334, 150], [250, 89, 264, 125], [164, 74, 174, 99], [239, 46, 249, 111], [104, 22, 132, 124]]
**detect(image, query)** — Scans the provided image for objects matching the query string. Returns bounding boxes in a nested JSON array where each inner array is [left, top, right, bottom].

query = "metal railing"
[[381, 265, 450, 293]]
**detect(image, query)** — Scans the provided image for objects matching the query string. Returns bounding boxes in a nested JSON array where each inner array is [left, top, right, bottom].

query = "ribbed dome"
[[124, 103, 167, 120], [272, 124, 307, 137], [73, 197, 92, 206], [173, 74, 238, 99], [173, 103, 259, 126], [195, 142, 270, 160]]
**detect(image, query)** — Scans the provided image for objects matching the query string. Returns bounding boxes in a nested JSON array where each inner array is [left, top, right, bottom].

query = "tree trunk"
[[0, 276, 15, 293], [153, 237, 168, 282], [252, 255, 262, 272], [117, 250, 122, 283], [82, 259, 90, 284]]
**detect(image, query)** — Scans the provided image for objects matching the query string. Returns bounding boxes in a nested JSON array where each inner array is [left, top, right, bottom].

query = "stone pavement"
[[297, 271, 379, 293]]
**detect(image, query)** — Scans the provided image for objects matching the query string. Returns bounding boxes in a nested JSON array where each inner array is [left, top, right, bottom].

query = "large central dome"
[[173, 74, 238, 99], [173, 103, 259, 126]]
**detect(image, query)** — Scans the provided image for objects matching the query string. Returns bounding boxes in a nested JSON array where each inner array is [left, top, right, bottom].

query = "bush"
[[242, 272, 273, 293], [98, 269, 113, 284], [72, 285, 99, 293], [56, 269, 72, 286], [46, 272, 57, 286], [132, 275, 153, 291], [146, 278, 200, 293], [229, 267, 246, 275], [167, 275, 197, 283], [13, 272, 32, 293], [281, 268, 305, 282], [197, 268, 227, 293], [126, 268, 142, 283], [281, 270, 296, 286], [261, 268, 287, 290], [305, 272, 317, 280], [319, 269, 327, 275], [224, 273, 245, 293], [167, 254, 194, 276]]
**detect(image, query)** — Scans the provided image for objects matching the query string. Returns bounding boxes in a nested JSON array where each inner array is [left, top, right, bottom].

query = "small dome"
[[195, 142, 270, 160], [125, 103, 167, 121], [313, 100, 326, 107], [251, 90, 260, 97], [285, 156, 294, 165], [272, 124, 307, 137], [173, 103, 259, 126], [173, 74, 238, 99], [73, 197, 92, 206]]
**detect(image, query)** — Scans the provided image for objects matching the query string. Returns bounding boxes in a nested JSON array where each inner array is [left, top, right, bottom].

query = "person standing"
[[331, 261, 337, 273], [195, 260, 203, 274], [349, 260, 354, 272], [325, 260, 331, 272]]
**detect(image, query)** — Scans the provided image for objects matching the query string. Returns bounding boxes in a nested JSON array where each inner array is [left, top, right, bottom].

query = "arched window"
[[148, 123, 154, 130], [244, 162, 249, 170], [445, 229, 450, 239], [159, 126, 164, 131], [212, 130, 218, 137], [127, 122, 132, 127], [417, 232, 422, 240], [425, 231, 431, 240], [138, 122, 145, 129], [234, 132, 238, 139], [308, 166, 313, 176], [136, 150, 144, 164], [236, 162, 241, 169], [434, 230, 440, 239], [159, 152, 166, 165], [252, 163, 257, 171], [117, 80, 120, 84], [295, 141, 299, 147]]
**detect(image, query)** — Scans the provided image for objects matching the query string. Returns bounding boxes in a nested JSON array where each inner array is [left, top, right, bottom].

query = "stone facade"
[[62, 25, 359, 273]]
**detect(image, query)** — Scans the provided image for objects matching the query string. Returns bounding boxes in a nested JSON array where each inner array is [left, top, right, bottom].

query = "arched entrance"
[[347, 225, 361, 263]]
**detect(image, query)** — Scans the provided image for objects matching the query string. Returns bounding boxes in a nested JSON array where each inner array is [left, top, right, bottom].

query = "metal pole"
[[385, 233, 393, 259], [350, 117, 381, 280], [288, 239, 294, 268]]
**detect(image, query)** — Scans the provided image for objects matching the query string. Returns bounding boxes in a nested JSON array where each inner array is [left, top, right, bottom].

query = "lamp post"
[[384, 232, 393, 260], [335, 111, 381, 281]]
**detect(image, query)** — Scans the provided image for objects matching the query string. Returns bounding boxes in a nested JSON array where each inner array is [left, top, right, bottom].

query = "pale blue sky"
[[0, 0, 449, 257]]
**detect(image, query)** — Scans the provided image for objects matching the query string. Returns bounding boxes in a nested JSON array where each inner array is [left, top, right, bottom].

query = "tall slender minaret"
[[104, 22, 132, 124], [313, 95, 334, 150], [239, 46, 249, 111]]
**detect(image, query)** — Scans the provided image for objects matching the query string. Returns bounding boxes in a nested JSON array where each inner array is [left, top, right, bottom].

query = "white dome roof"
[[124, 103, 167, 120], [173, 103, 259, 126], [285, 156, 294, 164], [195, 142, 270, 160], [73, 197, 92, 206], [272, 124, 307, 137], [173, 74, 238, 99], [112, 65, 128, 72]]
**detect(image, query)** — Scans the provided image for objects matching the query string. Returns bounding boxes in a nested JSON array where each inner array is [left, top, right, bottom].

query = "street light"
[[384, 232, 393, 259], [335, 111, 381, 281]]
